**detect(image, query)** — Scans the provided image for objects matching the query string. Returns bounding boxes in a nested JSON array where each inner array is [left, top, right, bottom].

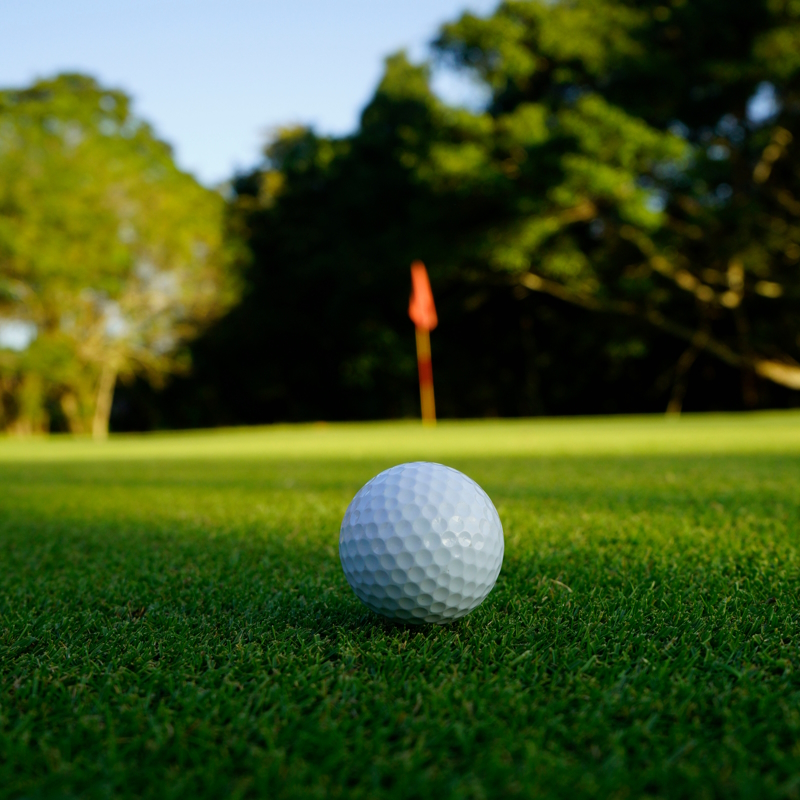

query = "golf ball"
[[339, 462, 504, 624]]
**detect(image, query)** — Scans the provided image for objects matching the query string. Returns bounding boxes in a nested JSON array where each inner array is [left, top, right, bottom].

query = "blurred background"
[[1, 0, 799, 436]]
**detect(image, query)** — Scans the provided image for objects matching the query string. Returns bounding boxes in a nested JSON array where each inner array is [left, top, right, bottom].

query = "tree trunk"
[[666, 341, 702, 416], [60, 392, 86, 434], [11, 374, 47, 435], [92, 362, 117, 440], [734, 309, 760, 408]]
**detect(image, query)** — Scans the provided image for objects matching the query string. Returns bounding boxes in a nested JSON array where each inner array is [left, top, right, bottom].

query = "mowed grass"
[[1, 414, 800, 799]]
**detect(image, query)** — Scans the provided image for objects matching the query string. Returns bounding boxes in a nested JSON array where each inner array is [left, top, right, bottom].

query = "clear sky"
[[1, 1, 498, 185]]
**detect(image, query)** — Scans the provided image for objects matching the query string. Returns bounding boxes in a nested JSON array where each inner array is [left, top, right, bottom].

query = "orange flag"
[[408, 261, 438, 331], [408, 261, 437, 425]]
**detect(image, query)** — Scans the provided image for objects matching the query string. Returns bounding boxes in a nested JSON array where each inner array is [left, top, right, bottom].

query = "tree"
[[142, 53, 676, 427], [0, 74, 236, 436], [431, 0, 800, 409], [128, 1, 800, 429]]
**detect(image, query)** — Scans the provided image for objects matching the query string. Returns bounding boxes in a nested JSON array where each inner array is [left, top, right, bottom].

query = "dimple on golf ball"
[[339, 462, 504, 624]]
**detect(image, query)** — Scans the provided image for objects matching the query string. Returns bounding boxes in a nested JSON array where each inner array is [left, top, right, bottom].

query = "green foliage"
[[2, 416, 800, 797], [161, 0, 800, 430], [433, 0, 800, 396], [0, 74, 236, 435]]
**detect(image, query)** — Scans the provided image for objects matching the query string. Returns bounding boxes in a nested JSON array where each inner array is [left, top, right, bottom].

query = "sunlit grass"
[[2, 410, 800, 462], [2, 413, 799, 798]]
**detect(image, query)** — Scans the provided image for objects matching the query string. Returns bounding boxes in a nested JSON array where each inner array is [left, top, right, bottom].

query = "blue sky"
[[1, 1, 497, 185]]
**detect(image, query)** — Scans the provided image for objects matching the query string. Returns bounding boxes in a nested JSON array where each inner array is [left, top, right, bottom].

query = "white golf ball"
[[339, 462, 504, 624]]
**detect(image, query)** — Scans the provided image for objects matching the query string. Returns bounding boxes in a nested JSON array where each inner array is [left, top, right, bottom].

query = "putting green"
[[1, 413, 799, 799]]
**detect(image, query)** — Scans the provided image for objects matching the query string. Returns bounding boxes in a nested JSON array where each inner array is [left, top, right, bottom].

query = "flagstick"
[[415, 326, 436, 426]]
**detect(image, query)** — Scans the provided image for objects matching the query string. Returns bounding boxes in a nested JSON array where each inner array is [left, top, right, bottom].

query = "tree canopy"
[[5, 2, 800, 431], [432, 0, 800, 408], [0, 74, 236, 435], [140, 0, 798, 429]]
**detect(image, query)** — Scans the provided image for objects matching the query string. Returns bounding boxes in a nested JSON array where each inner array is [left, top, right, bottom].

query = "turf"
[[1, 413, 799, 799]]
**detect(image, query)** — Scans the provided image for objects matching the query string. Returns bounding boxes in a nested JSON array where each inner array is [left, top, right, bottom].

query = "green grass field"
[[2, 413, 800, 799]]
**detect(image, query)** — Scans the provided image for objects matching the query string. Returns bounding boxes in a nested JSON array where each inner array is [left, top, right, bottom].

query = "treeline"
[[3, 0, 800, 434]]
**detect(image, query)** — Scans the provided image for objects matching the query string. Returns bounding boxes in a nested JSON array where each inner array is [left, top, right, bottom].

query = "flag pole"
[[415, 326, 436, 425]]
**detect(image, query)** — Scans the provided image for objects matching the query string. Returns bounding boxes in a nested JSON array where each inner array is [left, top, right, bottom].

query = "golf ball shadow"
[[339, 462, 504, 624]]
